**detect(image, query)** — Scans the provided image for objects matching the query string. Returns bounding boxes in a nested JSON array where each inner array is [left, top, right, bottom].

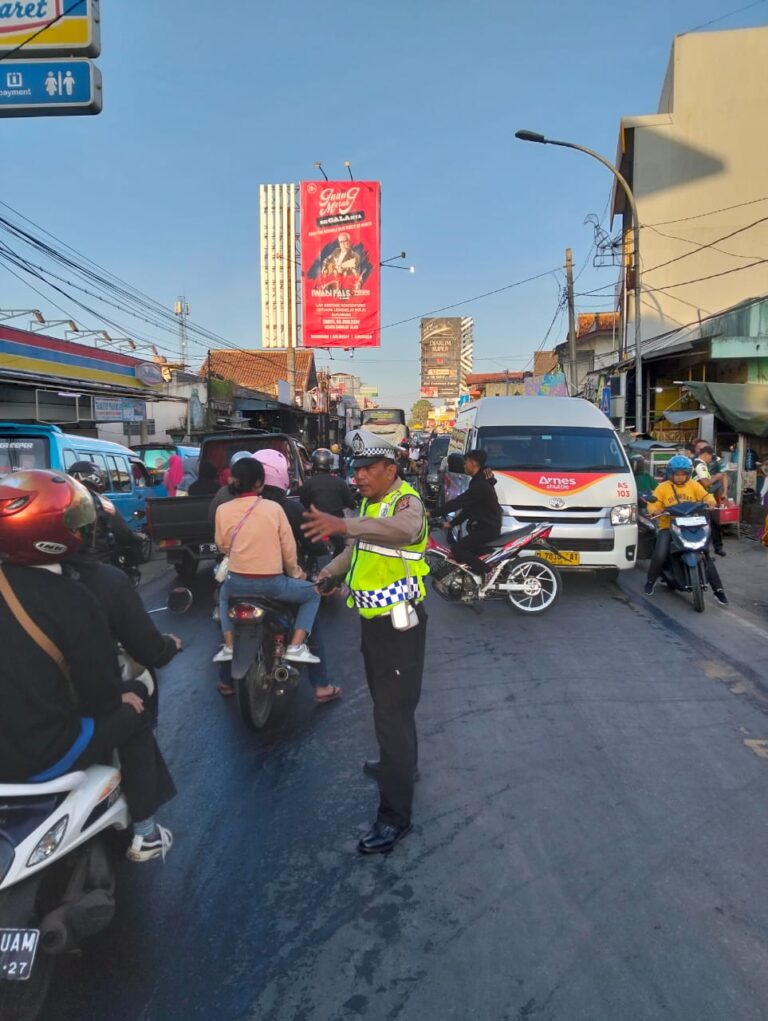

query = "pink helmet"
[[253, 449, 289, 491]]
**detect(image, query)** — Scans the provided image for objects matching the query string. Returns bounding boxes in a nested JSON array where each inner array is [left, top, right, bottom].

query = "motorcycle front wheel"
[[503, 558, 561, 614], [236, 639, 274, 731], [688, 562, 705, 613]]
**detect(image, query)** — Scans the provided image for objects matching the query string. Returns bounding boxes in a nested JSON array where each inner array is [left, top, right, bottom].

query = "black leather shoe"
[[363, 759, 421, 781], [715, 548, 727, 557], [357, 820, 413, 855]]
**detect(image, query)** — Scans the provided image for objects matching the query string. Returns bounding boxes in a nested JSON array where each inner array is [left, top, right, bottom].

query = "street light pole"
[[515, 130, 643, 431]]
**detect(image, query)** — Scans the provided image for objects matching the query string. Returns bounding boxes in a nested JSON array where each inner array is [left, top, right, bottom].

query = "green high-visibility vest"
[[345, 480, 429, 619]]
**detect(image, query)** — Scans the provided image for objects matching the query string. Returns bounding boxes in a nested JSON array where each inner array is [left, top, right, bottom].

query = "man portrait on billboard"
[[316, 232, 368, 295]]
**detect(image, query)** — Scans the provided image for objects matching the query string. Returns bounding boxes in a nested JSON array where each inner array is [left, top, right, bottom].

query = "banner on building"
[[523, 372, 568, 397], [300, 181, 380, 348], [420, 318, 462, 399]]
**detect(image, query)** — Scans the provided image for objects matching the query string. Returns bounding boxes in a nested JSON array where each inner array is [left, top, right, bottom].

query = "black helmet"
[[68, 460, 107, 494], [629, 454, 646, 475], [311, 448, 333, 471]]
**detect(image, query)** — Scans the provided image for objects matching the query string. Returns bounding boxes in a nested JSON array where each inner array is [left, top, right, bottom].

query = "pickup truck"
[[145, 431, 311, 580]]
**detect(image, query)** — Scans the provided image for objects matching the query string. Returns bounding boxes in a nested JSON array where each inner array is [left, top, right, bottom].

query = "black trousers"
[[647, 528, 723, 590], [450, 528, 498, 575], [74, 704, 176, 823], [360, 604, 427, 828]]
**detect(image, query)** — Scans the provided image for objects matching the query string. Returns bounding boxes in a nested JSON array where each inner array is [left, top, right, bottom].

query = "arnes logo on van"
[[501, 471, 611, 495]]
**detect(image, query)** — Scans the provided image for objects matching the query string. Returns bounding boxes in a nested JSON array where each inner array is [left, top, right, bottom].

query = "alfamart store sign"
[[0, 0, 100, 57]]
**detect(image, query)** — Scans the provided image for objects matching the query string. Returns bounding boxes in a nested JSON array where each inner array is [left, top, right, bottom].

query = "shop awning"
[[660, 410, 711, 425], [684, 382, 768, 437]]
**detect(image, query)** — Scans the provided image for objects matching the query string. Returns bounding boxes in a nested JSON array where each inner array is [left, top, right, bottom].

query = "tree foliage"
[[409, 398, 434, 427]]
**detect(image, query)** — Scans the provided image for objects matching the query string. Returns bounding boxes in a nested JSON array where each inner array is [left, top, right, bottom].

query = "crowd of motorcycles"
[[0, 447, 725, 1020]]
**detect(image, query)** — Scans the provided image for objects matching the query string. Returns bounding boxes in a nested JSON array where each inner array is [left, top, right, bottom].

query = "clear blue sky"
[[0, 0, 766, 411]]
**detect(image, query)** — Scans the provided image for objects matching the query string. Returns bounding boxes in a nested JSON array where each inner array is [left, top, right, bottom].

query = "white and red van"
[[444, 397, 637, 573]]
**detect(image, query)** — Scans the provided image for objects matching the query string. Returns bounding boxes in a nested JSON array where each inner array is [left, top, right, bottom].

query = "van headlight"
[[611, 504, 637, 525]]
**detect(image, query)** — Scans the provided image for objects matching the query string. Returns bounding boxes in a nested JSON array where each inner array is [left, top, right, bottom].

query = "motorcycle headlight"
[[26, 816, 68, 867], [0, 835, 14, 883], [611, 504, 636, 525]]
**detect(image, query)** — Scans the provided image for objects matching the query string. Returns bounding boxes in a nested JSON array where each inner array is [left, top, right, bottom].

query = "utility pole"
[[565, 248, 577, 395], [174, 297, 190, 367]]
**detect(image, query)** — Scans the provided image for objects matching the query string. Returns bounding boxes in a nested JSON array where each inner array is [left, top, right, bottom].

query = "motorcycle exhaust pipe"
[[39, 906, 76, 955], [273, 664, 291, 684]]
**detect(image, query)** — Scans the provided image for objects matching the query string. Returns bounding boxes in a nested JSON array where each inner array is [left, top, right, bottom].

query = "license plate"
[[675, 516, 707, 527], [199, 543, 218, 554], [537, 549, 581, 566], [0, 928, 39, 982]]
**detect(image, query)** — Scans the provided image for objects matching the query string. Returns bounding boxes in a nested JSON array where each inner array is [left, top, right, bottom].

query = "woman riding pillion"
[[644, 455, 728, 605], [213, 457, 323, 669]]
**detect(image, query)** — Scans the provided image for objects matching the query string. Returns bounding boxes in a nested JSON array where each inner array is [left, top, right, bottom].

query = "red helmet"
[[0, 470, 96, 565]]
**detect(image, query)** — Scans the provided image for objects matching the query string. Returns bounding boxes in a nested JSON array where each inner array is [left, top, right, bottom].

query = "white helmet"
[[230, 450, 253, 465]]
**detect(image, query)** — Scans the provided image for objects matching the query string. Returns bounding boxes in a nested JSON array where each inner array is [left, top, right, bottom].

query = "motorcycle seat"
[[229, 595, 293, 615], [485, 524, 538, 548]]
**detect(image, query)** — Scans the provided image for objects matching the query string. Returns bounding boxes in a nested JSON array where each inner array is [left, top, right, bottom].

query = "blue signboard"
[[0, 59, 101, 117], [600, 386, 612, 415]]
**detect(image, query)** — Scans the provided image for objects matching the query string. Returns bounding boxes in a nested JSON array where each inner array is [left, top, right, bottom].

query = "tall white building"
[[259, 184, 298, 350]]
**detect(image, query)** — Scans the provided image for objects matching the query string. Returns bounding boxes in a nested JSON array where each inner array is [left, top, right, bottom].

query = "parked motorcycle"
[[639, 497, 713, 613], [426, 521, 563, 614], [228, 596, 302, 730]]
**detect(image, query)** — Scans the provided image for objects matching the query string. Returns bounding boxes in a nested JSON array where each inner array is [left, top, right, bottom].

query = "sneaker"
[[715, 548, 727, 558], [284, 643, 321, 665], [644, 581, 656, 595], [127, 825, 173, 863], [212, 645, 233, 663], [714, 589, 729, 605]]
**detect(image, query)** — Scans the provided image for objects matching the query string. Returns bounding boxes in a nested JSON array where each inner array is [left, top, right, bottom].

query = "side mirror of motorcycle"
[[167, 587, 193, 615]]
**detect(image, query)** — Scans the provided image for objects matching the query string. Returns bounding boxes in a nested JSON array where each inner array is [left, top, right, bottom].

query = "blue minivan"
[[0, 423, 150, 532]]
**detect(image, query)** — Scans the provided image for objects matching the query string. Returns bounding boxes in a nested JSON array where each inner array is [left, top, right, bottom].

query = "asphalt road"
[[44, 548, 768, 1021]]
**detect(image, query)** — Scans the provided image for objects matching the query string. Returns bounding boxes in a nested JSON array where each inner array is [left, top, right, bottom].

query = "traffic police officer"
[[303, 428, 429, 855]]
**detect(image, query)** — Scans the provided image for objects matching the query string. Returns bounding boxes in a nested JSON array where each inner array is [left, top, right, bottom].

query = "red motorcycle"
[[426, 521, 562, 614]]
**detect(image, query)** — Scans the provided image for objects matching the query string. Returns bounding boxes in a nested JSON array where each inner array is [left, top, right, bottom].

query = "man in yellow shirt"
[[644, 456, 727, 604]]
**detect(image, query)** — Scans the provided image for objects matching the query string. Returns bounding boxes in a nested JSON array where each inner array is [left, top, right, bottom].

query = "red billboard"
[[300, 181, 380, 348]]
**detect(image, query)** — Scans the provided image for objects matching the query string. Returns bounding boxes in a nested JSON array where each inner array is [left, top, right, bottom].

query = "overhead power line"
[[682, 0, 768, 34]]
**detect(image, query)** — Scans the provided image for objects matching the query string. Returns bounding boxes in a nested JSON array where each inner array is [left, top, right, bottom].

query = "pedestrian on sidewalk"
[[304, 428, 429, 856]]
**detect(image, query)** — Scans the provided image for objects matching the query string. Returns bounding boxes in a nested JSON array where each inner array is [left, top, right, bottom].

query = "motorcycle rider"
[[643, 455, 728, 604], [213, 457, 322, 667], [440, 448, 502, 585], [299, 448, 356, 556], [0, 470, 176, 862], [253, 447, 341, 704], [208, 450, 253, 524], [68, 460, 146, 565]]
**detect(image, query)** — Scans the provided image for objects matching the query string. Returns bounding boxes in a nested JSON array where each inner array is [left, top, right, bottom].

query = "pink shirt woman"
[[164, 454, 184, 498]]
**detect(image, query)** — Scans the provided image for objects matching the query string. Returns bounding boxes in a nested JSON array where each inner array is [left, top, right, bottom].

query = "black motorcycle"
[[228, 597, 302, 730], [640, 498, 713, 613]]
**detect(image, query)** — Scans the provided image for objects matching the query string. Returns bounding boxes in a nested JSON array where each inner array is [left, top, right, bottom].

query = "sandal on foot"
[[314, 685, 342, 704], [217, 681, 235, 697]]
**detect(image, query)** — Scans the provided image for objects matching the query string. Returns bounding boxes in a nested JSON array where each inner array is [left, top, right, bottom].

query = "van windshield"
[[0, 437, 49, 473], [478, 426, 628, 472]]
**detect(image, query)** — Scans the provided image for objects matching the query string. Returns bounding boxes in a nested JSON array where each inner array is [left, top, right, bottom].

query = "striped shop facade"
[[0, 324, 158, 392]]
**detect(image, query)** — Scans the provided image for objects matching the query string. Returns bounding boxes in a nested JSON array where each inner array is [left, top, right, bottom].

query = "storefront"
[[0, 323, 174, 440]]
